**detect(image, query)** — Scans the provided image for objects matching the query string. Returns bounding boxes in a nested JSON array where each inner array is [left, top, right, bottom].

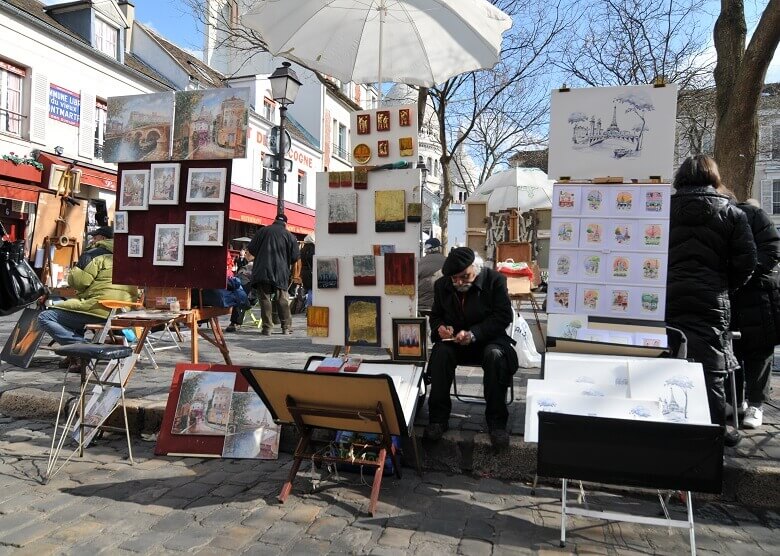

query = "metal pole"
[[277, 105, 287, 216]]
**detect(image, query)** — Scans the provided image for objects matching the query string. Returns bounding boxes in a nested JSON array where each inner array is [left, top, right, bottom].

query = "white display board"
[[311, 168, 422, 348], [548, 84, 678, 182]]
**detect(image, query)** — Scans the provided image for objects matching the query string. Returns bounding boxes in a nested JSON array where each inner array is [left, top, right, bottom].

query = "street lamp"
[[268, 61, 302, 216]]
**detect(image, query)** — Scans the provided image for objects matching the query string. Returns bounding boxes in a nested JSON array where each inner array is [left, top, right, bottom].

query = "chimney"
[[118, 1, 135, 53]]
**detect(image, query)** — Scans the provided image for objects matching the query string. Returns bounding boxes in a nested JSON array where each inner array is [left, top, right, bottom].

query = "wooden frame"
[[391, 318, 427, 362]]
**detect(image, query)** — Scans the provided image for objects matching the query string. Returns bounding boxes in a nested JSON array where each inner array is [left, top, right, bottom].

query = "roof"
[[286, 113, 320, 151]]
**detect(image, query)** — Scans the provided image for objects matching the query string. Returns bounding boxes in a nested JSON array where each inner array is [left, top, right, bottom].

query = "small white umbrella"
[[241, 0, 512, 88], [471, 167, 553, 213]]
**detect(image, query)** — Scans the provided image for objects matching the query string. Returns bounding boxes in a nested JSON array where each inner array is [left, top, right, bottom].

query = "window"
[[261, 155, 273, 193], [773, 180, 780, 215], [94, 17, 118, 58], [297, 171, 306, 205], [0, 60, 24, 136], [772, 126, 780, 160], [94, 100, 107, 159], [332, 120, 348, 159], [263, 98, 275, 121]]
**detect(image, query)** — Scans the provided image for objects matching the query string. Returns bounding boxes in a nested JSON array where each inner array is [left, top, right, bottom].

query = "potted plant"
[[1, 152, 44, 182]]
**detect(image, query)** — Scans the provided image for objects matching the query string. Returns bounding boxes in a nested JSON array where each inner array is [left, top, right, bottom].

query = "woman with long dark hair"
[[666, 154, 756, 446]]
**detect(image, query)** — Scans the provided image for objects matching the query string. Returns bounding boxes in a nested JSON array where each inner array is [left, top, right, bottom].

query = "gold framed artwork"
[[307, 306, 329, 337], [357, 114, 371, 134], [375, 190, 406, 232], [399, 137, 413, 157], [353, 144, 372, 164]]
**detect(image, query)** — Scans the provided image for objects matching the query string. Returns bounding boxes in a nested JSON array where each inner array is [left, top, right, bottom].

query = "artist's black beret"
[[442, 247, 476, 276]]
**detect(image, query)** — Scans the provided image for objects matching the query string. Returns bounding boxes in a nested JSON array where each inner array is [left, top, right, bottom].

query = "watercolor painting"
[[307, 306, 329, 337], [317, 258, 339, 289], [153, 224, 185, 266], [344, 296, 381, 347], [328, 191, 358, 233], [611, 256, 630, 279], [173, 88, 250, 160], [353, 255, 376, 286], [550, 218, 579, 249], [114, 211, 128, 233], [610, 289, 630, 312], [186, 168, 227, 203], [580, 287, 601, 311], [550, 251, 575, 280], [392, 318, 427, 362], [628, 360, 710, 424], [185, 211, 224, 246], [375, 190, 406, 232], [127, 235, 144, 258], [549, 284, 573, 312], [104, 92, 174, 162], [583, 188, 606, 214], [384, 253, 416, 296], [222, 392, 280, 459], [171, 371, 236, 435], [149, 163, 180, 205], [118, 170, 149, 211]]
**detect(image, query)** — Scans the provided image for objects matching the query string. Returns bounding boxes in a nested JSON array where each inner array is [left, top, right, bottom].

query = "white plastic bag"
[[507, 309, 541, 368]]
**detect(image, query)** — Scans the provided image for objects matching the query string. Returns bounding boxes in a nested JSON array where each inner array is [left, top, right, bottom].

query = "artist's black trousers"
[[704, 370, 727, 426], [427, 341, 510, 429], [732, 343, 774, 405]]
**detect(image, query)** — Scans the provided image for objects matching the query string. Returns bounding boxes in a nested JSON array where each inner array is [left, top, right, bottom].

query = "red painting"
[[378, 140, 389, 157], [384, 252, 415, 296], [357, 114, 371, 135], [376, 111, 391, 131], [399, 108, 411, 127]]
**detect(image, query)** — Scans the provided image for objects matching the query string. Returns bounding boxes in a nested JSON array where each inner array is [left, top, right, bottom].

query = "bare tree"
[[713, 0, 780, 200]]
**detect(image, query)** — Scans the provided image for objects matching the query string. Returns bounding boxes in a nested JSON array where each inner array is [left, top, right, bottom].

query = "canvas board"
[[548, 84, 679, 181], [222, 391, 280, 459], [173, 88, 250, 160], [171, 370, 236, 435], [627, 359, 711, 424], [105, 92, 175, 162], [549, 218, 580, 249], [1, 308, 45, 369]]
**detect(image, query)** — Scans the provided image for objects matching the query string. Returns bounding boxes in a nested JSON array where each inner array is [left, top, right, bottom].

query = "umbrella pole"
[[377, 0, 386, 106]]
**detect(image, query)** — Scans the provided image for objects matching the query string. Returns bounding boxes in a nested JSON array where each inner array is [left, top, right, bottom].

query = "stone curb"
[[2, 386, 777, 508]]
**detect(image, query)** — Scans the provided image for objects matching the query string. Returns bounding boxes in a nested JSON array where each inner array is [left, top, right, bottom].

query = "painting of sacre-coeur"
[[548, 84, 678, 182]]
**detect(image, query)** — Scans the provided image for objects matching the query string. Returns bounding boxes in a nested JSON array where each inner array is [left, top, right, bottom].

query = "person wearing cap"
[[38, 225, 139, 369], [425, 247, 518, 449], [417, 237, 446, 313], [248, 214, 300, 335]]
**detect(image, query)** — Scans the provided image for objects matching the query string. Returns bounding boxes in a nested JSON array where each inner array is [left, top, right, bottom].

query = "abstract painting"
[[399, 137, 413, 157], [354, 167, 369, 190], [406, 202, 422, 223], [222, 392, 280, 459], [153, 224, 185, 266], [104, 92, 174, 162], [392, 318, 427, 362], [173, 88, 250, 160], [118, 170, 149, 210], [307, 306, 329, 337], [328, 171, 340, 188], [171, 371, 236, 435], [317, 258, 338, 289], [627, 359, 710, 424], [375, 190, 406, 232], [186, 168, 227, 203], [0, 308, 45, 369], [328, 191, 358, 233], [548, 84, 678, 181], [345, 296, 381, 347], [149, 163, 180, 205], [127, 235, 144, 258], [185, 211, 224, 246], [384, 253, 415, 296], [353, 255, 376, 285], [372, 244, 396, 256]]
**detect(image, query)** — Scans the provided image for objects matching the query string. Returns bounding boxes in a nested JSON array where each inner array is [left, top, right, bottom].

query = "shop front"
[[0, 159, 44, 244], [228, 184, 315, 247]]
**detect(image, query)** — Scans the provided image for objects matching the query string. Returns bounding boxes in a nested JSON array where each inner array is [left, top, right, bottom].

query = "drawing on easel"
[[171, 371, 235, 435]]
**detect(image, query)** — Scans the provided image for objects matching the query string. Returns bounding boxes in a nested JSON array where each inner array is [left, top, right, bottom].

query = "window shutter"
[[29, 72, 49, 144], [758, 126, 770, 161], [79, 90, 96, 159], [760, 179, 772, 213]]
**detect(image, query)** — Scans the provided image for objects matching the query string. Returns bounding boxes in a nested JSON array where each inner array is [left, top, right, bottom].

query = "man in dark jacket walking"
[[730, 199, 780, 429], [425, 247, 518, 449], [248, 214, 300, 335]]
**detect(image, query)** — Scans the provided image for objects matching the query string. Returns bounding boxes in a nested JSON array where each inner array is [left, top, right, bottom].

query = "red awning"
[[37, 153, 117, 192], [229, 185, 315, 235], [0, 180, 45, 203]]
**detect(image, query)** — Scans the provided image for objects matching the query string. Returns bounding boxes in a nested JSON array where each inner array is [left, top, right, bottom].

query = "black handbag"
[[0, 223, 47, 316]]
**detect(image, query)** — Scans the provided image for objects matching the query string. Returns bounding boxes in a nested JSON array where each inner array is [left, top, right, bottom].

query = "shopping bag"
[[0, 235, 46, 316], [496, 259, 534, 280], [507, 308, 541, 368]]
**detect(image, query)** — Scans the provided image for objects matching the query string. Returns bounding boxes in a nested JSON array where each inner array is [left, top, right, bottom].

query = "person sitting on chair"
[[38, 226, 139, 369], [424, 247, 518, 449]]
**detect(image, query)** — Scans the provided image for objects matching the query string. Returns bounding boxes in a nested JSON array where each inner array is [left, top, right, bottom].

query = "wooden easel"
[[41, 236, 80, 287]]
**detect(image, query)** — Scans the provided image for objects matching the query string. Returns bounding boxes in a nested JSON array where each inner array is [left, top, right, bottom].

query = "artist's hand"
[[454, 330, 473, 345], [438, 325, 455, 340]]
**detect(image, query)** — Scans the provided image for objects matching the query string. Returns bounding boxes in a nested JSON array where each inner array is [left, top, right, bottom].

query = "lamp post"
[[268, 61, 302, 216]]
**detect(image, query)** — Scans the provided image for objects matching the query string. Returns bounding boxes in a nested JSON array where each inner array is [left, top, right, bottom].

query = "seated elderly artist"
[[425, 247, 518, 449]]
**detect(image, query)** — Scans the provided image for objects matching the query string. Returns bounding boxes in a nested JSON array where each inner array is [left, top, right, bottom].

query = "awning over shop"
[[37, 153, 118, 192], [0, 180, 46, 203], [229, 185, 315, 236]]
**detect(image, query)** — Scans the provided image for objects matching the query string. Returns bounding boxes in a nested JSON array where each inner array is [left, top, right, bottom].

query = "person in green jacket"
[[38, 226, 139, 348]]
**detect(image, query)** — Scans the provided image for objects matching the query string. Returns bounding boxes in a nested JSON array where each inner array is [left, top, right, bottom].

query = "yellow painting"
[[345, 296, 381, 347], [307, 306, 329, 337], [375, 190, 406, 232]]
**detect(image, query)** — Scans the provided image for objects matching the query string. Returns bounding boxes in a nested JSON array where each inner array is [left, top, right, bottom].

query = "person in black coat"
[[425, 247, 518, 449], [730, 199, 780, 429], [666, 155, 756, 446], [248, 214, 300, 335], [300, 234, 315, 308]]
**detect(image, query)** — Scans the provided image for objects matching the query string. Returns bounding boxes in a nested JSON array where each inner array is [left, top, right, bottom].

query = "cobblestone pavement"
[[1, 415, 778, 555]]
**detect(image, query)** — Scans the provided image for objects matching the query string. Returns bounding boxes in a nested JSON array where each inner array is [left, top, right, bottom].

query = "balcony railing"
[[298, 193, 306, 205], [94, 139, 104, 160], [261, 178, 273, 193], [332, 144, 348, 160]]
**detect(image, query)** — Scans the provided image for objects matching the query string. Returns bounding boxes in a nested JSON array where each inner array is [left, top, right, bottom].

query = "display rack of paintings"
[[350, 104, 418, 166]]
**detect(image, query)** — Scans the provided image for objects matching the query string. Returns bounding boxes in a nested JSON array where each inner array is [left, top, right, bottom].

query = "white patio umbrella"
[[471, 167, 554, 213], [241, 0, 512, 88]]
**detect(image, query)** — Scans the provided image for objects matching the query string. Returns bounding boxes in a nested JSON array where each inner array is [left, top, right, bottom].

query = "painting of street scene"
[[186, 168, 227, 203], [104, 92, 175, 162], [173, 88, 250, 160], [149, 163, 180, 204], [222, 392, 280, 459], [172, 371, 236, 435], [185, 211, 223, 246], [118, 170, 149, 210], [153, 224, 185, 266]]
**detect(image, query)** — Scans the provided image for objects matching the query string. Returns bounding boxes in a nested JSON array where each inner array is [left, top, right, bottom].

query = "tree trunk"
[[440, 154, 453, 251], [713, 0, 780, 200], [417, 88, 428, 127]]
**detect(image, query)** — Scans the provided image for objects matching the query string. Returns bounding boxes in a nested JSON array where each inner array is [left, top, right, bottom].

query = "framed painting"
[[399, 137, 413, 157], [114, 211, 128, 233], [376, 110, 391, 131], [353, 255, 376, 285], [171, 370, 236, 435], [307, 306, 329, 337], [118, 169, 149, 210], [317, 257, 338, 289], [354, 167, 369, 190], [0, 308, 45, 369], [185, 211, 224, 246], [372, 244, 395, 255], [222, 391, 280, 459], [375, 190, 406, 232], [378, 139, 389, 157], [356, 113, 371, 135], [104, 91, 174, 163], [127, 235, 144, 258], [149, 163, 180, 205], [328, 191, 358, 233], [392, 318, 427, 362], [399, 108, 411, 127], [186, 167, 227, 203], [153, 224, 185, 266], [344, 296, 381, 347], [384, 253, 415, 296]]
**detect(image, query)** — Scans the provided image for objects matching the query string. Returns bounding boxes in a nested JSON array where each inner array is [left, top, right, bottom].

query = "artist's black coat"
[[429, 267, 518, 371], [666, 186, 756, 371], [730, 203, 780, 351], [248, 222, 300, 291]]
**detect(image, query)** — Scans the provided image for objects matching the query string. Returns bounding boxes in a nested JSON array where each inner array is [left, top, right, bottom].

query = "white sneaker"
[[725, 401, 748, 418], [742, 406, 763, 429]]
